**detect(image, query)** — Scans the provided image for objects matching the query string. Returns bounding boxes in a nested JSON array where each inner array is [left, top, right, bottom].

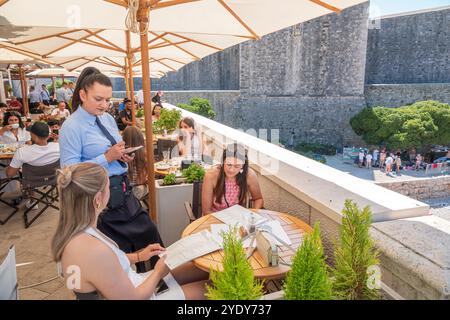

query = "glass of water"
[[162, 150, 170, 163]]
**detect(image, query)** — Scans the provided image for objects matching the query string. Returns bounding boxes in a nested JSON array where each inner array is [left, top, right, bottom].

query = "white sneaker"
[[26, 200, 39, 210]]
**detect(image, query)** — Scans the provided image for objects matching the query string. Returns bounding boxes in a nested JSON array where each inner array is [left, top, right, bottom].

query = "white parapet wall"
[[164, 102, 429, 223]]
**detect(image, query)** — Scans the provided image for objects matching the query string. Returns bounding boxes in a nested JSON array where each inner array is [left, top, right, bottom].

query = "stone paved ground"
[[0, 194, 74, 300], [324, 154, 448, 183]]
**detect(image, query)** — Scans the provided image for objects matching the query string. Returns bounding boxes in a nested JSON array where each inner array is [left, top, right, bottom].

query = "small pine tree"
[[206, 227, 264, 300], [332, 200, 381, 300], [284, 223, 333, 300]]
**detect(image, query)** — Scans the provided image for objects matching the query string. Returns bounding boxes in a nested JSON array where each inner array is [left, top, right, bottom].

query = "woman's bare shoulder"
[[205, 166, 220, 179], [62, 232, 112, 263]]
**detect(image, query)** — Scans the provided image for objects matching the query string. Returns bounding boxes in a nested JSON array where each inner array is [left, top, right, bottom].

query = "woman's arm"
[[247, 168, 264, 209], [0, 125, 11, 136], [177, 138, 186, 157], [76, 240, 168, 300], [201, 169, 217, 216]]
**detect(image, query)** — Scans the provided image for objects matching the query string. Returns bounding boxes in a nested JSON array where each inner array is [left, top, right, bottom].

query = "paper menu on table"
[[212, 205, 266, 227], [210, 224, 253, 248], [161, 230, 221, 270], [258, 220, 292, 246]]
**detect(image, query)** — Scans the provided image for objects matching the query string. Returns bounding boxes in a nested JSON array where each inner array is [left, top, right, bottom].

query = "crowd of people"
[[356, 147, 425, 176], [1, 67, 264, 300], [2, 81, 74, 116]]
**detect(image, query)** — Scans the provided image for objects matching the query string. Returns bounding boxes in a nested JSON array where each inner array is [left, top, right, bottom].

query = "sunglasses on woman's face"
[[224, 162, 244, 169]]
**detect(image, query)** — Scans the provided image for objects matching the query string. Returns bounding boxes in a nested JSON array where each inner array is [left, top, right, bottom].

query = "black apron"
[[97, 174, 163, 272]]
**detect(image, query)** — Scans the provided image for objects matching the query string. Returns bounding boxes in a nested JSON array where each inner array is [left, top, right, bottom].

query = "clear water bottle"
[[248, 214, 256, 234]]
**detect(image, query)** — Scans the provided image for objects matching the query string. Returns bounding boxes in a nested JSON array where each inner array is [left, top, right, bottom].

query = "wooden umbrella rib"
[[167, 32, 223, 51], [0, 44, 43, 57], [68, 57, 99, 71], [217, 0, 260, 40], [92, 59, 120, 68], [0, 45, 54, 65], [164, 57, 186, 65], [151, 31, 200, 60], [56, 35, 124, 53], [87, 30, 126, 53], [100, 56, 123, 68], [309, 0, 341, 13], [42, 29, 105, 57], [152, 58, 176, 71], [103, 0, 128, 7], [81, 38, 125, 53], [152, 0, 200, 10], [14, 29, 84, 45], [131, 32, 168, 53], [150, 40, 189, 49], [57, 56, 87, 65], [0, 0, 9, 6]]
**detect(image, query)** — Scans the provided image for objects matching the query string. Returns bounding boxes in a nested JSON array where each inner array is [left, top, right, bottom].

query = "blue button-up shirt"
[[60, 106, 127, 177], [40, 88, 50, 101], [29, 90, 42, 103]]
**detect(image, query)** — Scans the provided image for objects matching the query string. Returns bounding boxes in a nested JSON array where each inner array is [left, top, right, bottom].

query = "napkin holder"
[[255, 230, 278, 267]]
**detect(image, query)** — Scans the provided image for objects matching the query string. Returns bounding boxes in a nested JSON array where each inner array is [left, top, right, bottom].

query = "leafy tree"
[[284, 223, 333, 300], [332, 200, 380, 300], [152, 108, 182, 134], [178, 97, 216, 119], [206, 227, 264, 300], [350, 100, 450, 151]]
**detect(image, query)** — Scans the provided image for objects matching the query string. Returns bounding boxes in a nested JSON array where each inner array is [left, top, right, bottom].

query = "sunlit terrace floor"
[[1, 187, 449, 300]]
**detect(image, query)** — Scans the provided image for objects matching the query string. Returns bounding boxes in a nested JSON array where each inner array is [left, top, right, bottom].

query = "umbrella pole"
[[124, 59, 130, 99], [52, 77, 56, 101], [18, 65, 29, 116], [7, 69, 13, 98], [126, 30, 136, 126], [138, 0, 157, 223]]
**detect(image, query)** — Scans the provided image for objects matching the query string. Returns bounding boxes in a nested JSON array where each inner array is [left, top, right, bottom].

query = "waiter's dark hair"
[[72, 67, 112, 112]]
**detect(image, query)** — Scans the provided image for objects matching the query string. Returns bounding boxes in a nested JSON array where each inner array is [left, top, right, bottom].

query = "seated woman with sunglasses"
[[201, 143, 264, 215]]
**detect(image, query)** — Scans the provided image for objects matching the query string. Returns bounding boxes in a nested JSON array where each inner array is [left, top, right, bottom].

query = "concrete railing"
[[162, 103, 450, 300]]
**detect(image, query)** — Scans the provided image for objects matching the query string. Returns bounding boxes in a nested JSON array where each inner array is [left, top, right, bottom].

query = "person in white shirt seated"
[[177, 117, 208, 161], [6, 121, 60, 209], [6, 121, 60, 179], [51, 101, 71, 119], [0, 111, 31, 144]]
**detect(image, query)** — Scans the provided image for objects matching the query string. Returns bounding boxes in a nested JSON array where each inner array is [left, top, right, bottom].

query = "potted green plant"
[[332, 200, 381, 300], [284, 222, 333, 300], [206, 227, 264, 300]]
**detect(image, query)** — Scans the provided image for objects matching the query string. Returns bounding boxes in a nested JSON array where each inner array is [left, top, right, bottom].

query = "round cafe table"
[[181, 209, 313, 280], [0, 153, 14, 160]]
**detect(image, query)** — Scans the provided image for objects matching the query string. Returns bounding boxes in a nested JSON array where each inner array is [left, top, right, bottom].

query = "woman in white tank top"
[[51, 162, 209, 300]]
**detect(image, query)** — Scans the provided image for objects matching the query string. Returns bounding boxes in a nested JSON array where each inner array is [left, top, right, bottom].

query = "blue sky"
[[370, 0, 450, 17]]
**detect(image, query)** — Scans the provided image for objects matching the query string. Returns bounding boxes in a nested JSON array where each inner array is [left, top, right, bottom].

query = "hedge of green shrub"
[[350, 100, 450, 151]]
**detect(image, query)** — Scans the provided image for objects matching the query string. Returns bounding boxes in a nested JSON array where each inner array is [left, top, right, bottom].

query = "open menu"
[[212, 205, 266, 227], [161, 230, 221, 270]]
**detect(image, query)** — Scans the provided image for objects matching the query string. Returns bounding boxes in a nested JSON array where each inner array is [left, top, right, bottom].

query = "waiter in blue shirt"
[[59, 67, 163, 272], [40, 84, 51, 106]]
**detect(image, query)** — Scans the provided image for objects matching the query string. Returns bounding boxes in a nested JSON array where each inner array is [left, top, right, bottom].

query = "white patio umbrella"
[[26, 68, 79, 77], [0, 43, 57, 114], [0, 0, 368, 221]]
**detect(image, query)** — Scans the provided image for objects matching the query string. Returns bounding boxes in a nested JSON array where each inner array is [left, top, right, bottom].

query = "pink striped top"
[[211, 179, 241, 212]]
